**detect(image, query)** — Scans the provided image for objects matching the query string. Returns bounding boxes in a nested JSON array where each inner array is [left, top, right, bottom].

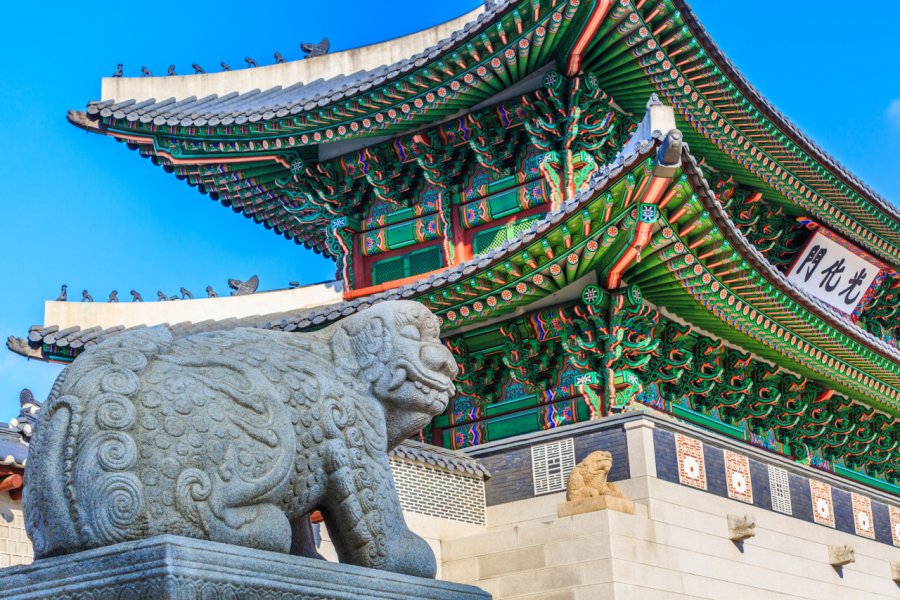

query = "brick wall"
[[0, 493, 31, 568], [390, 457, 486, 525]]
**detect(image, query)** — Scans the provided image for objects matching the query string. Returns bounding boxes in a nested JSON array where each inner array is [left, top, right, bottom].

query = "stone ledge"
[[558, 496, 635, 517], [0, 535, 492, 600]]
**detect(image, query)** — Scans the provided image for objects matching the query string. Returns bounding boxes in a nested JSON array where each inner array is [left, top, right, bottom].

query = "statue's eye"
[[400, 324, 421, 341]]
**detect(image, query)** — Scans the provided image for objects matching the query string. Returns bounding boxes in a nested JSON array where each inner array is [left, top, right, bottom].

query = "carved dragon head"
[[330, 301, 457, 445]]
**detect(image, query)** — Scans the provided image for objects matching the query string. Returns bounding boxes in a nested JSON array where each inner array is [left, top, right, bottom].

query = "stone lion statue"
[[566, 450, 625, 501], [24, 301, 457, 578]]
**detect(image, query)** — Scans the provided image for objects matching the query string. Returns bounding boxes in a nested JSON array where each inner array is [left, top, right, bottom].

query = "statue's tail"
[[23, 368, 82, 558]]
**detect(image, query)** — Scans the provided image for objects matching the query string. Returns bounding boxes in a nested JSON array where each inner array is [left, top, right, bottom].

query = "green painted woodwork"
[[371, 246, 443, 285], [473, 215, 543, 256]]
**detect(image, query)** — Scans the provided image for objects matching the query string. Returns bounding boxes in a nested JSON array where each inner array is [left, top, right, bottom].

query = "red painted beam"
[[604, 176, 669, 288], [566, 0, 613, 77]]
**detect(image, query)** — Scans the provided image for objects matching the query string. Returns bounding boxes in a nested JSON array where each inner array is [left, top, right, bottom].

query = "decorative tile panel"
[[724, 450, 753, 504], [810, 480, 836, 528], [891, 506, 900, 547], [767, 465, 792, 515], [531, 437, 575, 496], [675, 434, 707, 490], [851, 493, 875, 540]]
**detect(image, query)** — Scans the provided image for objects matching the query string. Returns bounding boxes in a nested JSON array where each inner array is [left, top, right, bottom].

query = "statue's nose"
[[421, 345, 458, 380]]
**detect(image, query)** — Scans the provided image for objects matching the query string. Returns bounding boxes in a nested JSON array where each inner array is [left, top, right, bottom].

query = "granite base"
[[0, 535, 492, 600]]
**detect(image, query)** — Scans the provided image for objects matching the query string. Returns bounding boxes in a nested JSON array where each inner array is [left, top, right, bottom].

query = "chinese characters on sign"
[[786, 230, 881, 315]]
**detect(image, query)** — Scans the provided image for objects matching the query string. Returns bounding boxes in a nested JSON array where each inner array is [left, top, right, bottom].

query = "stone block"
[[515, 517, 574, 548], [498, 564, 582, 597], [558, 496, 635, 518], [442, 556, 480, 583], [0, 535, 492, 600], [891, 562, 900, 583], [443, 526, 518, 560], [478, 545, 546, 579]]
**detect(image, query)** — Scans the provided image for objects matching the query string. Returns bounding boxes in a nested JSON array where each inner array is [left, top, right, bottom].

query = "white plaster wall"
[[43, 281, 343, 330], [0, 493, 31, 568], [99, 7, 483, 102]]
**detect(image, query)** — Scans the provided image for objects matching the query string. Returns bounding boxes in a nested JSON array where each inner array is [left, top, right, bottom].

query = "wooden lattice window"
[[371, 246, 443, 285], [768, 465, 792, 515], [473, 215, 542, 256], [531, 438, 576, 496]]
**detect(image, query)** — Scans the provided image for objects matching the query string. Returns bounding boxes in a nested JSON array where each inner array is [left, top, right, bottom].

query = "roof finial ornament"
[[130, 290, 143, 302], [108, 290, 119, 303], [180, 287, 194, 300], [192, 63, 206, 74], [141, 66, 152, 77], [300, 38, 330, 59], [156, 291, 169, 302], [56, 284, 67, 302], [112, 64, 123, 78], [229, 275, 259, 296], [81, 290, 93, 303], [274, 52, 286, 64], [245, 57, 258, 68], [220, 61, 232, 71], [206, 285, 218, 298], [167, 65, 177, 76]]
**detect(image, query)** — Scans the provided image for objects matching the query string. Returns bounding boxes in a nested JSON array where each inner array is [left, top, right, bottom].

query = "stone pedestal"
[[0, 535, 492, 600], [557, 495, 635, 517]]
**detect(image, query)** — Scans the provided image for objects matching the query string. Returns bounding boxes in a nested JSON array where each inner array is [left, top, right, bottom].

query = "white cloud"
[[888, 98, 900, 127]]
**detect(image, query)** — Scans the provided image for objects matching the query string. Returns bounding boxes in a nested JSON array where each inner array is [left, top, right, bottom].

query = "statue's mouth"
[[388, 359, 456, 403]]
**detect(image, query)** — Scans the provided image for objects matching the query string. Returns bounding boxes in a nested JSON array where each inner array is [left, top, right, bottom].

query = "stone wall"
[[0, 492, 31, 568], [441, 415, 900, 599], [441, 477, 900, 599]]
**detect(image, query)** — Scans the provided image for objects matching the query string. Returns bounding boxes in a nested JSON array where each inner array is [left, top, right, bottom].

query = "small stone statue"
[[130, 290, 143, 302], [56, 284, 67, 302], [81, 290, 93, 303], [192, 63, 205, 74], [289, 281, 301, 289], [566, 451, 626, 501], [206, 285, 218, 298], [727, 514, 756, 542], [141, 66, 152, 77], [245, 57, 257, 68], [108, 290, 119, 303], [828, 544, 855, 567], [112, 64, 123, 77], [156, 291, 168, 301], [558, 450, 634, 517], [24, 301, 456, 579], [220, 61, 231, 71], [228, 274, 259, 296], [274, 52, 286, 64], [301, 37, 330, 59], [180, 287, 193, 300]]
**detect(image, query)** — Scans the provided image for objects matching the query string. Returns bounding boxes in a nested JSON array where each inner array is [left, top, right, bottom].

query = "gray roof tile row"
[[85, 2, 516, 129]]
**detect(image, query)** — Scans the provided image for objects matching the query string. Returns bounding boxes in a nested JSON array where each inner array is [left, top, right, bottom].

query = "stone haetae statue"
[[558, 449, 634, 517], [24, 300, 457, 579], [566, 450, 625, 501]]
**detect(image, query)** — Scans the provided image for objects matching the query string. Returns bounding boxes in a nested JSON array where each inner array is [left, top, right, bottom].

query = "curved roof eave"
[[672, 0, 900, 234]]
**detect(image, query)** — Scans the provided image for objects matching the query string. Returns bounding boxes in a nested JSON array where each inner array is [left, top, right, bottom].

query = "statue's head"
[[580, 450, 613, 477], [330, 301, 457, 444]]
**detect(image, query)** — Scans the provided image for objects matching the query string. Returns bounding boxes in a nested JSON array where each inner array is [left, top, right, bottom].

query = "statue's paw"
[[387, 531, 436, 579]]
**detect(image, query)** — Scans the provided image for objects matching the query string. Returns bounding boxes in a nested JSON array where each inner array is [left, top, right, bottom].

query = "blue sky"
[[1, 1, 899, 418]]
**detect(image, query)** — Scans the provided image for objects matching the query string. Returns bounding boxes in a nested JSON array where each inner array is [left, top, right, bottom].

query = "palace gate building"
[[5, 1, 900, 597]]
